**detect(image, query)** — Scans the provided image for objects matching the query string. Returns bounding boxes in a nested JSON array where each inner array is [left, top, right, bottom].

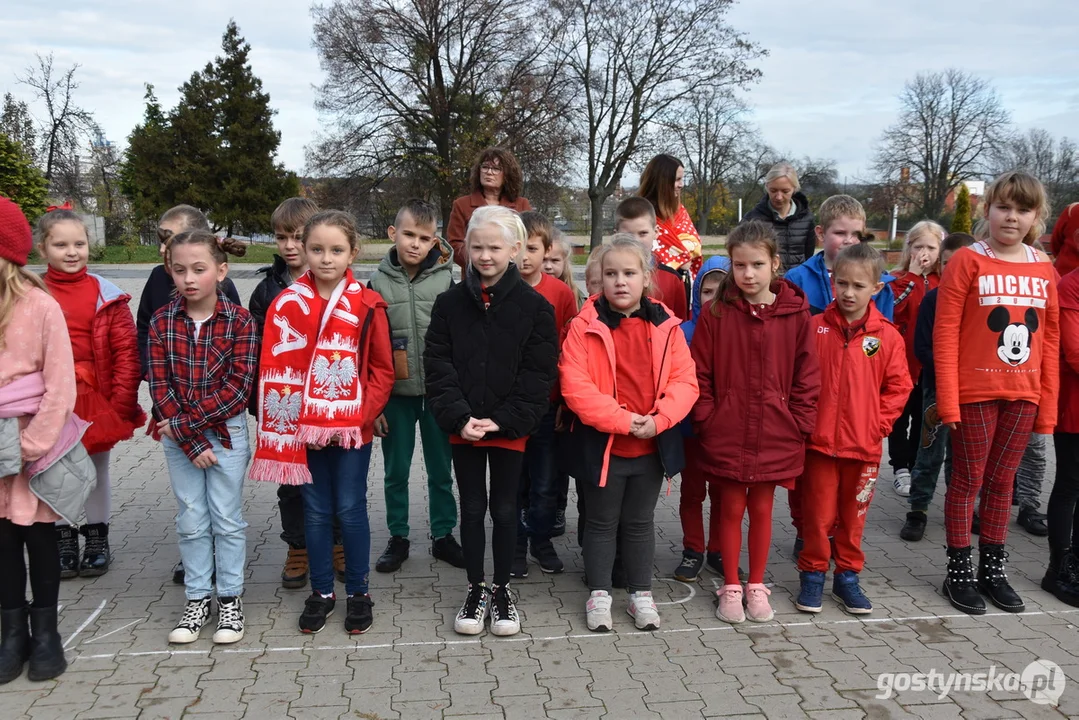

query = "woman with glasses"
[[447, 148, 532, 268]]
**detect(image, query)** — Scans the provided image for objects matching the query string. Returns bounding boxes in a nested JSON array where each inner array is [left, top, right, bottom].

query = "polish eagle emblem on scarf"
[[311, 350, 358, 400], [264, 386, 302, 434]]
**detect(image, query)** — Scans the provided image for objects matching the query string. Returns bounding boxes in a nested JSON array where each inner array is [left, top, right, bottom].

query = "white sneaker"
[[213, 596, 245, 644], [627, 591, 661, 630], [168, 597, 212, 644], [586, 590, 613, 632], [454, 583, 488, 635], [893, 469, 912, 497], [489, 584, 521, 636]]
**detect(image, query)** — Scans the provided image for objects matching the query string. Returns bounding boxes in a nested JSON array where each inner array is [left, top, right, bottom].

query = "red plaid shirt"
[[148, 293, 259, 461]]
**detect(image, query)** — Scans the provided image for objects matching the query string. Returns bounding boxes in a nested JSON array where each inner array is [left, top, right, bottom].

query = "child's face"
[[834, 262, 883, 322], [468, 224, 519, 285], [274, 226, 306, 270], [585, 265, 603, 296], [518, 234, 546, 281], [730, 244, 778, 300], [602, 249, 646, 314], [157, 218, 187, 259], [940, 249, 956, 272], [616, 216, 658, 252], [171, 243, 227, 306], [543, 246, 566, 277], [987, 198, 1036, 247], [305, 224, 357, 289], [819, 215, 864, 262], [389, 211, 439, 272], [698, 271, 724, 307], [42, 220, 89, 274], [908, 234, 940, 275]]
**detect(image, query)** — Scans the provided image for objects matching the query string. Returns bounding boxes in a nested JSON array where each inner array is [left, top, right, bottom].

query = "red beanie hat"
[[0, 197, 33, 267]]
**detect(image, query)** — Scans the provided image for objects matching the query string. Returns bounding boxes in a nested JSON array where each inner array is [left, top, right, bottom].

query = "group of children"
[[0, 166, 1074, 684]]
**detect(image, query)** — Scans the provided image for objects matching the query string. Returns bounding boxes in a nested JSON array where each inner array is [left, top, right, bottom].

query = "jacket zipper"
[[653, 326, 676, 489], [833, 332, 850, 458], [409, 277, 421, 385]]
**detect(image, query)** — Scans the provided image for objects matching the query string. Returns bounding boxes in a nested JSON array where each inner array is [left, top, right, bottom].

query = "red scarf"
[[654, 205, 703, 279], [250, 269, 377, 485]]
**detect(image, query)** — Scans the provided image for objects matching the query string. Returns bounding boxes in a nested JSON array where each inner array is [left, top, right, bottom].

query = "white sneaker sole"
[[490, 621, 520, 637], [832, 594, 873, 615], [715, 609, 745, 623], [454, 619, 485, 635], [213, 628, 245, 644], [746, 609, 774, 622], [587, 618, 612, 632], [794, 602, 822, 613], [168, 627, 204, 644]]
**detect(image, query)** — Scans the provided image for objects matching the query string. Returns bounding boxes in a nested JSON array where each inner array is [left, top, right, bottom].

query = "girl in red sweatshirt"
[[935, 171, 1059, 616], [887, 220, 943, 496], [37, 210, 145, 580], [690, 220, 821, 624]]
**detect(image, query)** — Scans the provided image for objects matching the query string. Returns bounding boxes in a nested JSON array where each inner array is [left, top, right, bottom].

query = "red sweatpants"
[[798, 451, 878, 574], [679, 440, 721, 554]]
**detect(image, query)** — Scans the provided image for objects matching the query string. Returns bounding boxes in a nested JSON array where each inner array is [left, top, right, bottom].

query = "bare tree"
[[993, 128, 1078, 215], [553, 0, 763, 247], [309, 0, 574, 224], [666, 89, 756, 234], [17, 53, 98, 195], [875, 69, 1010, 219]]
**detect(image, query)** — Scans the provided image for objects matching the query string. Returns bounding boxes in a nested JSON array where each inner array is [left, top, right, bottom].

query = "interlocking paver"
[[0, 267, 1071, 718]]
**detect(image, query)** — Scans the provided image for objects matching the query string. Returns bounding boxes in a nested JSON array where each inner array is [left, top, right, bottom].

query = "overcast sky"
[[2, 1, 1076, 184]]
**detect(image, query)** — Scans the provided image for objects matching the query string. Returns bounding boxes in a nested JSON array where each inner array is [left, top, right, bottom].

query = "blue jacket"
[[913, 287, 938, 389], [784, 251, 895, 321], [680, 255, 731, 344]]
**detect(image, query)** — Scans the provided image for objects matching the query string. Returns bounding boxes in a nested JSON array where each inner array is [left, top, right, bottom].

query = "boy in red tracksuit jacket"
[[796, 243, 912, 615]]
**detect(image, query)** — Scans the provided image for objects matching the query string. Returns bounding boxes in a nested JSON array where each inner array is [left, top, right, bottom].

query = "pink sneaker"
[[745, 583, 774, 622], [715, 584, 745, 623]]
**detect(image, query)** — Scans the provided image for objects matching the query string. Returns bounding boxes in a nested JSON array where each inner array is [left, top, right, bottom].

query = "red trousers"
[[797, 451, 878, 574], [679, 440, 721, 554]]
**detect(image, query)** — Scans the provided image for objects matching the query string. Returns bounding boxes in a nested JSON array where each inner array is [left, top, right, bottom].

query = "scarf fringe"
[[249, 458, 312, 486], [296, 425, 366, 449]]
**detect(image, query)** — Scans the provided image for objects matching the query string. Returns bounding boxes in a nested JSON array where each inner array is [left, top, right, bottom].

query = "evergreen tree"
[[951, 183, 972, 234], [1, 93, 36, 162], [0, 131, 48, 222], [120, 85, 176, 227]]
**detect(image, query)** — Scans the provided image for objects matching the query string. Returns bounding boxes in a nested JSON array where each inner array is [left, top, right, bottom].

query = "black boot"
[[375, 536, 409, 573], [27, 606, 66, 681], [79, 523, 111, 577], [943, 546, 986, 615], [1042, 548, 1062, 594], [56, 526, 79, 580], [900, 511, 927, 541], [977, 543, 1025, 613], [1046, 550, 1079, 608], [0, 606, 29, 684]]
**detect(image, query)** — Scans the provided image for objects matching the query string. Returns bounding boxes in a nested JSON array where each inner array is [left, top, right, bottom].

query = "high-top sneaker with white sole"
[[168, 597, 212, 644]]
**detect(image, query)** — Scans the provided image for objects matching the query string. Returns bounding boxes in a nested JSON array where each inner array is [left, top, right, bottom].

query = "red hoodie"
[[890, 269, 939, 382], [809, 304, 912, 462], [1057, 269, 1079, 433], [690, 279, 821, 483]]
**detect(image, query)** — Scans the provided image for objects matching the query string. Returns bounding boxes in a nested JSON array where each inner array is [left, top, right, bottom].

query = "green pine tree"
[[0, 131, 48, 223], [120, 85, 177, 226], [951, 183, 972, 234]]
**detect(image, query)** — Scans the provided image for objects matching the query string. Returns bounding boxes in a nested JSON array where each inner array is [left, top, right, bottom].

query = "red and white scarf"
[[250, 269, 374, 485], [654, 204, 703, 279]]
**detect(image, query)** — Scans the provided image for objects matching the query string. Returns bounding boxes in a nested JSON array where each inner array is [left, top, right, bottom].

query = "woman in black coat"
[[742, 162, 817, 271]]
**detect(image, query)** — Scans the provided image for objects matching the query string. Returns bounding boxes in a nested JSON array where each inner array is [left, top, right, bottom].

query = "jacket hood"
[[379, 237, 454, 281], [463, 262, 522, 307], [820, 301, 890, 335], [89, 273, 131, 308], [691, 256, 731, 321], [721, 278, 808, 317], [593, 294, 678, 331], [751, 190, 810, 222]]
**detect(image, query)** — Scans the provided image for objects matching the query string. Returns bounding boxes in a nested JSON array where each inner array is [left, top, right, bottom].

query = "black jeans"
[[0, 520, 60, 609], [1049, 432, 1079, 556], [889, 383, 923, 472], [452, 444, 523, 586]]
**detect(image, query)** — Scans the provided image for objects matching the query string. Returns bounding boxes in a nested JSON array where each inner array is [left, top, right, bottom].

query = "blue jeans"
[[303, 443, 372, 596], [518, 408, 558, 543], [162, 416, 250, 600], [909, 382, 954, 513]]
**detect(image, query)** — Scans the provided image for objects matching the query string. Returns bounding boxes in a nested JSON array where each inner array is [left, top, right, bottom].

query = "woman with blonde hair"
[[742, 162, 817, 270]]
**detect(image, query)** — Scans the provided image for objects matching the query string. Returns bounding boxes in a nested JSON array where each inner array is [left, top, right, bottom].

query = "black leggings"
[[0, 520, 60, 609], [1049, 432, 1079, 555], [452, 445, 523, 586]]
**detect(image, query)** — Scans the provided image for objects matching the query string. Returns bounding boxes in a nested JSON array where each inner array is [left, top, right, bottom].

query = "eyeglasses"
[[157, 227, 174, 244], [479, 165, 503, 174]]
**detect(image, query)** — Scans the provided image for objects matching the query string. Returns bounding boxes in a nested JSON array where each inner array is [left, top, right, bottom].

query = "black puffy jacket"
[[742, 191, 817, 271], [424, 263, 558, 440]]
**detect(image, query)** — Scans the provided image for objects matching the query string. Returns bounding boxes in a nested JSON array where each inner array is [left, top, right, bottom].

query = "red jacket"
[[447, 192, 533, 268], [1052, 203, 1079, 278], [1057, 269, 1079, 433], [92, 280, 148, 431], [690, 280, 821, 483], [890, 269, 939, 382], [809, 304, 913, 462], [559, 296, 699, 486]]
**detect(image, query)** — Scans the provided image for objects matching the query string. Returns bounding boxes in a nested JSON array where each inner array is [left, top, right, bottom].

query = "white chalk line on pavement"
[[62, 598, 107, 649], [71, 606, 1079, 662], [84, 619, 144, 644], [653, 580, 696, 606]]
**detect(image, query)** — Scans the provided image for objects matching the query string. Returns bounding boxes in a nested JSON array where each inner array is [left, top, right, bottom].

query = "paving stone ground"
[[6, 267, 1078, 719]]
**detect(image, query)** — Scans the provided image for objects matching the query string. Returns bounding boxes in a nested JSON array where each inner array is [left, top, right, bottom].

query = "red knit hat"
[[0, 197, 33, 267]]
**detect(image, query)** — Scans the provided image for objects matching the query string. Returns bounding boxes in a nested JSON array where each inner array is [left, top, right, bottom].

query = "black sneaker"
[[345, 594, 374, 635], [168, 597, 212, 644], [530, 540, 564, 574], [79, 523, 111, 577], [971, 512, 980, 536], [454, 583, 488, 635], [704, 551, 746, 581], [488, 584, 520, 636], [431, 534, 466, 568], [511, 540, 529, 579], [792, 537, 804, 560], [1017, 508, 1049, 537], [172, 560, 185, 585], [298, 593, 336, 633], [900, 511, 927, 542], [213, 596, 244, 644], [57, 526, 79, 580], [375, 536, 410, 573], [674, 551, 704, 582], [552, 509, 566, 538]]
